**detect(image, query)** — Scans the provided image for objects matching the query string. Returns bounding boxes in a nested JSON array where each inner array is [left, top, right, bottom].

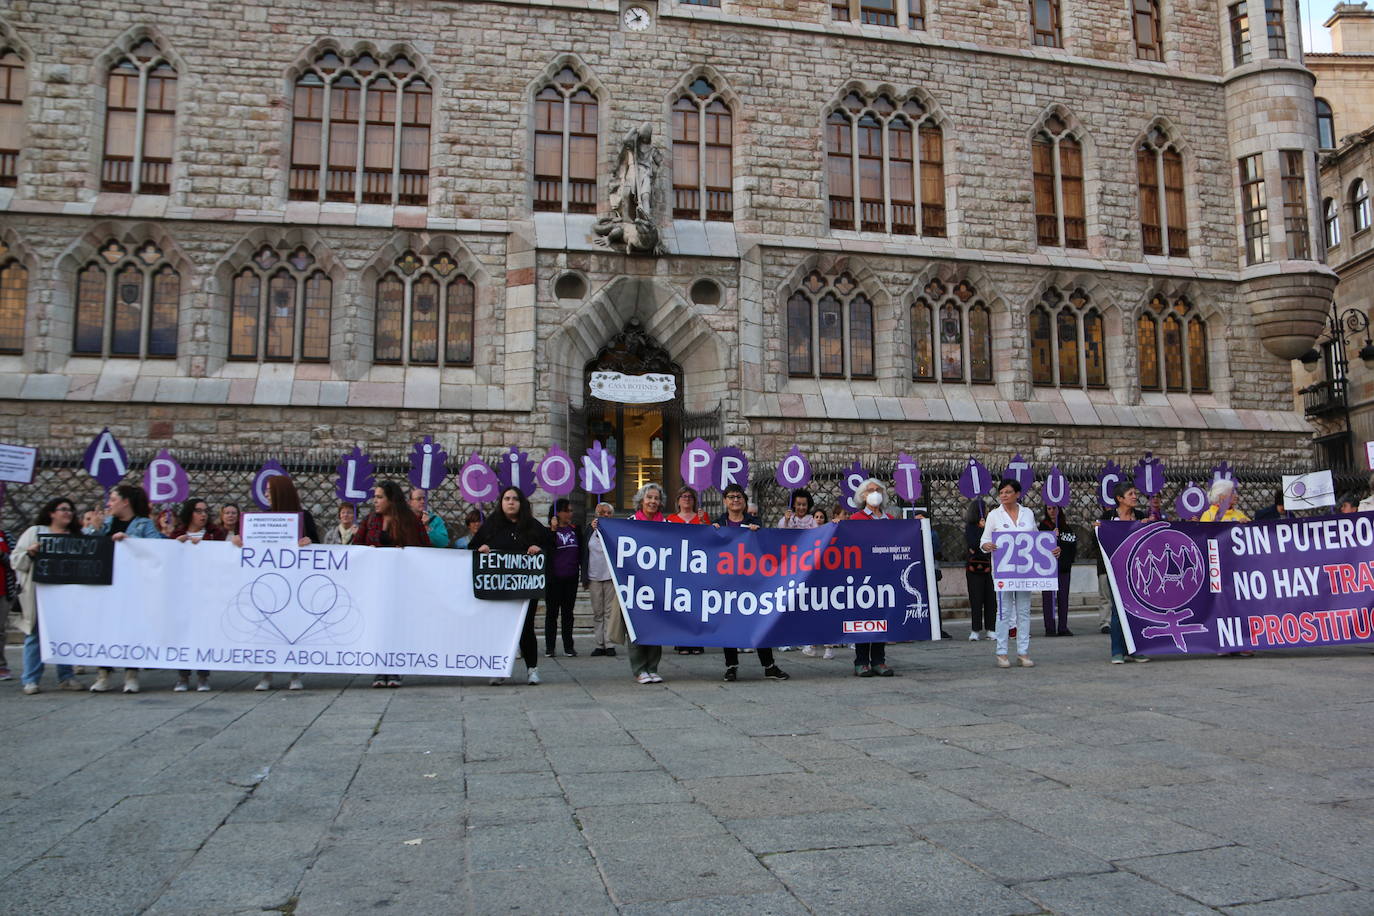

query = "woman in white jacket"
[[980, 478, 1057, 669], [14, 497, 83, 693]]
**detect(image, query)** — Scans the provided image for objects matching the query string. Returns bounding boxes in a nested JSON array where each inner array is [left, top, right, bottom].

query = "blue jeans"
[[1109, 607, 1128, 657], [22, 631, 74, 685]]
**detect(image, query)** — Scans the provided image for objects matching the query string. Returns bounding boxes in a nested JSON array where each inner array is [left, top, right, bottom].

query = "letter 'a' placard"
[[33, 534, 114, 585], [472, 551, 547, 599]]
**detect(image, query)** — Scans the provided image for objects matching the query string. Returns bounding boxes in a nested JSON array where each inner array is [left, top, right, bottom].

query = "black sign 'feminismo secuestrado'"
[[32, 534, 115, 585], [472, 551, 547, 599]]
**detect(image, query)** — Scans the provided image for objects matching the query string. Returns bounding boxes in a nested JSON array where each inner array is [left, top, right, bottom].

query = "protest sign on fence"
[[37, 540, 529, 677], [1098, 515, 1374, 656], [598, 519, 940, 648]]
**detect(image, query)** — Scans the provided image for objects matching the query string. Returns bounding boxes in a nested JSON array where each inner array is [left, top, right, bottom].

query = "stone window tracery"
[[289, 49, 431, 206], [1033, 114, 1085, 249], [533, 66, 597, 214], [1137, 294, 1208, 393], [374, 251, 474, 366], [0, 240, 25, 353], [1029, 287, 1105, 389], [0, 48, 25, 187], [825, 91, 945, 237], [229, 246, 331, 363], [101, 38, 176, 195], [787, 270, 875, 380], [73, 239, 178, 358], [1137, 127, 1186, 257], [910, 278, 993, 384], [672, 77, 733, 221]]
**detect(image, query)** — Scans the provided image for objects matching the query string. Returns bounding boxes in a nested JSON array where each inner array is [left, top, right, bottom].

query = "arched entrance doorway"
[[582, 319, 684, 511]]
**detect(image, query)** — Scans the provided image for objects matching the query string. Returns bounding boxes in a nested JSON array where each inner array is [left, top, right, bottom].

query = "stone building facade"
[[0, 0, 1338, 512]]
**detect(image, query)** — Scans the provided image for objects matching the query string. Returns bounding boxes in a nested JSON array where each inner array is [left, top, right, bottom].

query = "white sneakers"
[[122, 672, 140, 694], [527, 668, 541, 685], [822, 648, 836, 660], [635, 672, 654, 684], [969, 631, 982, 641], [287, 677, 304, 691], [489, 677, 506, 686], [196, 676, 211, 692], [22, 683, 39, 695], [89, 673, 111, 692], [173, 678, 189, 692], [254, 675, 272, 691], [801, 646, 819, 657]]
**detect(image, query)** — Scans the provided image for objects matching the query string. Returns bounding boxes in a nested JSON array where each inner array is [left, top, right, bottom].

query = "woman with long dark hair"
[[242, 476, 320, 691], [964, 498, 994, 642], [354, 480, 429, 687], [93, 483, 162, 693], [171, 496, 225, 692], [666, 486, 709, 656], [1038, 505, 1077, 637], [545, 497, 582, 658], [14, 497, 82, 693], [469, 486, 553, 686]]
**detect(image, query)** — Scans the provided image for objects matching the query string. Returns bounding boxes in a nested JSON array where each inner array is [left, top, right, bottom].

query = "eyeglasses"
[[54, 506, 74, 512]]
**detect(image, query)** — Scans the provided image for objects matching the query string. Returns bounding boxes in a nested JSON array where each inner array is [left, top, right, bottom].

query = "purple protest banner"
[[680, 438, 715, 492], [990, 530, 1059, 592], [580, 441, 617, 496], [1001, 453, 1035, 492], [1134, 452, 1166, 496], [894, 452, 922, 503], [841, 460, 869, 511], [1042, 465, 1071, 508], [956, 458, 992, 501], [1175, 482, 1207, 521], [408, 436, 449, 492], [537, 444, 577, 497], [458, 453, 499, 503], [83, 428, 128, 491], [497, 446, 536, 496], [1096, 459, 1126, 509], [774, 446, 812, 490], [143, 449, 189, 505], [335, 447, 376, 504], [1099, 516, 1374, 657], [251, 460, 289, 510], [713, 446, 749, 491]]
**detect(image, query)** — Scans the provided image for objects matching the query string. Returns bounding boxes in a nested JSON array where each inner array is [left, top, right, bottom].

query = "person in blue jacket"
[[92, 484, 162, 693]]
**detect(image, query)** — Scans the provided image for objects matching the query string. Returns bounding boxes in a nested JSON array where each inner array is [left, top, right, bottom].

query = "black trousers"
[[854, 642, 886, 666], [545, 577, 578, 652], [723, 647, 775, 667], [519, 599, 540, 670], [966, 571, 996, 632]]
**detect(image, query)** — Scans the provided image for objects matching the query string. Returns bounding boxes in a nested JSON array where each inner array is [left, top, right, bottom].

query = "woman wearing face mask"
[[469, 486, 553, 686], [847, 478, 897, 676], [981, 478, 1058, 669]]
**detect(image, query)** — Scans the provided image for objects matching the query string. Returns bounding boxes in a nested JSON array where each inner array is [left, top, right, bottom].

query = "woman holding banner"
[[15, 497, 83, 694], [715, 483, 790, 682], [981, 478, 1057, 668], [667, 487, 709, 656], [244, 477, 321, 691], [170, 497, 224, 692], [1096, 482, 1150, 664], [848, 478, 898, 677], [469, 486, 551, 686], [93, 484, 162, 693], [1198, 478, 1255, 658], [354, 480, 428, 687], [622, 483, 668, 683]]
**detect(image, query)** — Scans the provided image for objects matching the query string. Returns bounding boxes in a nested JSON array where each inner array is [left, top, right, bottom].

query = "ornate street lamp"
[[1298, 305, 1374, 469]]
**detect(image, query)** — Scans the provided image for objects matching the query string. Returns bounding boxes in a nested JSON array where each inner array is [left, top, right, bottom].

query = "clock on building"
[[622, 6, 651, 31]]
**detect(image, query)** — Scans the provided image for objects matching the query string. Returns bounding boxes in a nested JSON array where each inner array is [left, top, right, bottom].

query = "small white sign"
[[1365, 440, 1374, 470], [589, 371, 676, 404], [1281, 470, 1336, 511], [240, 512, 302, 547], [0, 443, 37, 484]]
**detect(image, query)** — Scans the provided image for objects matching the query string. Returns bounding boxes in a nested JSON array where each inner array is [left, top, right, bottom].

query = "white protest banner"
[[1281, 470, 1336, 511], [37, 540, 527, 677], [0, 443, 37, 484], [241, 511, 302, 547]]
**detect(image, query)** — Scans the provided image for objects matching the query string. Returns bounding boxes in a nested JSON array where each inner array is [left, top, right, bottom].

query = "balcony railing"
[[1301, 378, 1347, 418]]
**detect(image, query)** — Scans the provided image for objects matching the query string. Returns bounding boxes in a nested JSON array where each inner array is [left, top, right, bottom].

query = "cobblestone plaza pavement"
[[3, 615, 1373, 916]]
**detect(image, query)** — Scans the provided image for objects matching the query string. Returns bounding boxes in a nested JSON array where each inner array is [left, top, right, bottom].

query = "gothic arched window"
[[787, 270, 875, 380], [672, 77, 733, 221], [1137, 127, 1187, 256], [0, 48, 25, 186], [374, 251, 475, 366], [534, 67, 597, 214], [910, 278, 992, 383], [1033, 114, 1086, 248], [0, 239, 25, 353], [1138, 294, 1208, 393], [290, 50, 431, 205], [73, 239, 178, 358], [1029, 287, 1106, 388], [102, 39, 176, 195], [229, 246, 331, 362], [826, 91, 945, 237]]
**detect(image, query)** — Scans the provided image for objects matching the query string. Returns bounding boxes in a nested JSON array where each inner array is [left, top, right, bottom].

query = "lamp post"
[[1299, 305, 1374, 469]]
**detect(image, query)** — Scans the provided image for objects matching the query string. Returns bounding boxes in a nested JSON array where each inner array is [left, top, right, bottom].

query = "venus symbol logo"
[[1116, 522, 1210, 652], [223, 572, 364, 646]]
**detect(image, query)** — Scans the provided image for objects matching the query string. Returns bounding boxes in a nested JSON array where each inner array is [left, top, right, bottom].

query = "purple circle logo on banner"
[[1124, 526, 1205, 610], [496, 446, 536, 496], [957, 458, 992, 501], [1042, 465, 1071, 508], [680, 438, 715, 491], [1133, 452, 1166, 496], [1096, 459, 1126, 509], [774, 446, 813, 490], [408, 436, 449, 492], [458, 453, 499, 503], [83, 427, 129, 491], [1175, 482, 1208, 520], [580, 441, 617, 496], [252, 460, 290, 510], [334, 446, 376, 504], [894, 452, 922, 502], [842, 460, 869, 510], [537, 444, 577, 497], [143, 448, 189, 504], [1001, 453, 1035, 492], [713, 446, 749, 492]]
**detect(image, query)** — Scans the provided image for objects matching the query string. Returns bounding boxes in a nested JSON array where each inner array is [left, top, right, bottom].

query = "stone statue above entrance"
[[593, 125, 665, 256]]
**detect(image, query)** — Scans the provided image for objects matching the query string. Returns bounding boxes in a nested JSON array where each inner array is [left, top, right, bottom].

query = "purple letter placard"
[[497, 446, 537, 496], [774, 446, 812, 490], [83, 428, 128, 491], [842, 460, 869, 511], [537, 444, 577, 497], [1175, 482, 1208, 520], [680, 438, 715, 492], [1134, 452, 1166, 496], [408, 436, 449, 492], [1042, 465, 1071, 508], [458, 453, 499, 503], [894, 452, 922, 502], [957, 458, 993, 501], [335, 447, 376, 504], [143, 449, 189, 505], [251, 460, 290, 510], [713, 446, 749, 492], [580, 441, 617, 496], [1001, 453, 1035, 492], [1096, 460, 1126, 509]]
